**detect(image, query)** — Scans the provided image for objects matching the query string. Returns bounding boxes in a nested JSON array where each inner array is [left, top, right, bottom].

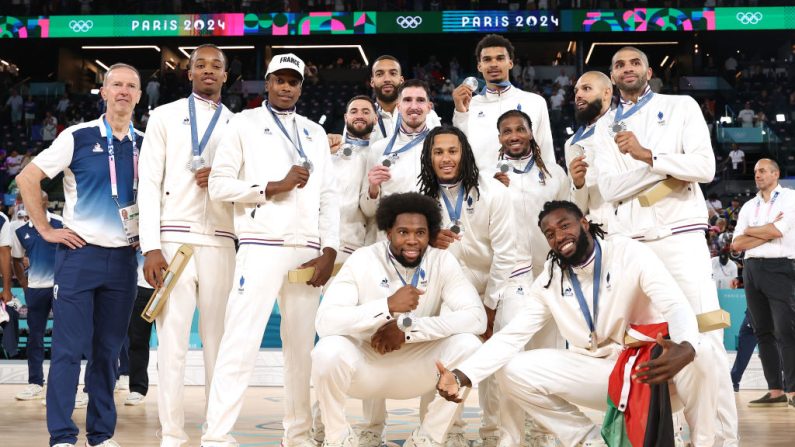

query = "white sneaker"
[[444, 432, 469, 447], [86, 440, 121, 447], [474, 436, 499, 447], [115, 375, 129, 392], [311, 426, 326, 446], [15, 383, 45, 400], [357, 430, 382, 447], [75, 391, 89, 409], [124, 391, 145, 406], [404, 429, 444, 447], [580, 439, 607, 447], [52, 444, 76, 447], [523, 417, 558, 447], [322, 432, 358, 447]]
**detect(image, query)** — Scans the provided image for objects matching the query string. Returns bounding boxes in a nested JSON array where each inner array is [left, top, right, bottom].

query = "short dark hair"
[[397, 79, 431, 99], [189, 44, 227, 70], [346, 95, 376, 113], [376, 192, 442, 238], [475, 34, 515, 62], [372, 55, 401, 74]]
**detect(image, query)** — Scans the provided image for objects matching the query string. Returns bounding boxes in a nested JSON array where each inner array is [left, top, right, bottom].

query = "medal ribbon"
[[104, 117, 138, 204], [567, 240, 603, 336], [267, 101, 310, 165], [382, 121, 428, 159], [440, 185, 465, 226], [570, 125, 595, 146], [189, 94, 223, 160], [613, 91, 655, 125]]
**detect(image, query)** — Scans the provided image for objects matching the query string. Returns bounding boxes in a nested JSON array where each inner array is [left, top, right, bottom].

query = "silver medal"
[[496, 160, 511, 173], [381, 157, 392, 168], [189, 156, 206, 172], [611, 121, 626, 135], [462, 76, 479, 91], [341, 144, 353, 157], [299, 157, 314, 173], [450, 224, 461, 234]]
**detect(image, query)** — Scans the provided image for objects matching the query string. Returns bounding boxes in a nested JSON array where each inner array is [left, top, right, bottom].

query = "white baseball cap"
[[266, 53, 305, 80]]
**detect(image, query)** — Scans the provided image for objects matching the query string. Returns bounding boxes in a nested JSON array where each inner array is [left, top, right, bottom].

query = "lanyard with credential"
[[267, 102, 310, 165], [188, 95, 223, 168], [104, 118, 138, 205], [754, 191, 780, 224], [567, 240, 602, 349], [570, 125, 595, 146], [440, 185, 465, 225], [613, 91, 655, 124]]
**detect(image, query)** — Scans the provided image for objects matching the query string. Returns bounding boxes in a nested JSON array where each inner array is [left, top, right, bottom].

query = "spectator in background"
[[5, 148, 24, 180], [522, 60, 535, 88], [724, 197, 742, 227], [712, 249, 738, 290], [553, 68, 570, 88], [55, 93, 70, 115], [648, 74, 663, 93], [738, 101, 755, 127], [728, 143, 746, 177], [4, 89, 23, 125], [448, 57, 460, 85], [511, 58, 523, 87], [40, 111, 57, 144], [306, 60, 320, 85], [725, 54, 738, 80], [350, 58, 362, 70], [23, 94, 37, 132], [706, 193, 723, 221], [549, 86, 565, 125], [146, 76, 160, 109]]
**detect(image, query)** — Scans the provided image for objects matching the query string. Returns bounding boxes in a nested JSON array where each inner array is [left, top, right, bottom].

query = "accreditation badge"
[[118, 203, 140, 244]]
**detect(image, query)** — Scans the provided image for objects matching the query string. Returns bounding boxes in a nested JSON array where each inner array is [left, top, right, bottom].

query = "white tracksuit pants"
[[312, 333, 482, 444], [155, 242, 235, 447], [202, 245, 322, 447], [644, 232, 739, 447], [496, 344, 719, 447]]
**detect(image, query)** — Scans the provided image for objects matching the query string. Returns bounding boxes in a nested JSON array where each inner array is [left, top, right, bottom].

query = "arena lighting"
[[0, 59, 9, 66], [720, 116, 733, 124], [565, 126, 574, 135], [272, 44, 369, 66], [584, 42, 678, 65], [776, 114, 786, 122], [82, 45, 161, 52], [90, 88, 100, 95], [165, 61, 175, 70], [660, 55, 669, 67], [178, 45, 255, 59], [95, 59, 110, 71]]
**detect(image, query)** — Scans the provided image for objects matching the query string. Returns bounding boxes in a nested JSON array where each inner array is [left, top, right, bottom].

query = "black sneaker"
[[748, 392, 788, 407]]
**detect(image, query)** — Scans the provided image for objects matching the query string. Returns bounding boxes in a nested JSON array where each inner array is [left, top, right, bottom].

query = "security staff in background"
[[17, 62, 143, 447], [138, 44, 236, 447]]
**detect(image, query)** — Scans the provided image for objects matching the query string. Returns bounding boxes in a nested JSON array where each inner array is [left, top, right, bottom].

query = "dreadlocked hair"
[[418, 125, 480, 199], [536, 200, 607, 289], [496, 110, 551, 179]]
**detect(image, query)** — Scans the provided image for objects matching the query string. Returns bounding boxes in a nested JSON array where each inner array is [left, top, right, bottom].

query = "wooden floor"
[[2, 385, 793, 446]]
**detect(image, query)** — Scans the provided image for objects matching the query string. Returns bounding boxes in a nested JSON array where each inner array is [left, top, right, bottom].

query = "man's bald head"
[[754, 158, 780, 193], [573, 71, 613, 124], [757, 158, 780, 173]]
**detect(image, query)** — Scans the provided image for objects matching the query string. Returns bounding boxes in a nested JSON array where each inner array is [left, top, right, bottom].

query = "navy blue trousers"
[[25, 287, 54, 385]]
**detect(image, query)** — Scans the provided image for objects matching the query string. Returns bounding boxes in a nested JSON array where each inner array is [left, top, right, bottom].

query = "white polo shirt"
[[734, 184, 795, 259]]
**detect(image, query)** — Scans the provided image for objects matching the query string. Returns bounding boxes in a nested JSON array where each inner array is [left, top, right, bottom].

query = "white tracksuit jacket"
[[316, 241, 487, 343], [456, 236, 701, 385], [209, 104, 339, 251], [360, 124, 438, 221], [453, 85, 555, 175], [434, 178, 529, 310], [331, 138, 370, 256], [139, 96, 236, 253], [564, 118, 613, 232], [501, 156, 569, 278], [593, 91, 714, 241]]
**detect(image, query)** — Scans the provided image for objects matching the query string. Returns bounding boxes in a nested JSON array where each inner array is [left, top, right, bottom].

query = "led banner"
[[378, 12, 441, 34], [715, 7, 795, 31], [47, 14, 244, 37], [561, 8, 717, 32], [243, 11, 376, 35], [442, 10, 559, 33]]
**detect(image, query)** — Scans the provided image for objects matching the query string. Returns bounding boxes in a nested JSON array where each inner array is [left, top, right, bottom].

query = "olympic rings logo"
[[69, 19, 94, 32], [735, 12, 763, 25], [396, 16, 423, 29]]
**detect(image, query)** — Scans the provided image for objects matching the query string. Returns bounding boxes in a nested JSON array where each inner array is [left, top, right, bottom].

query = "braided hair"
[[537, 200, 606, 289], [496, 110, 551, 179], [418, 125, 480, 199]]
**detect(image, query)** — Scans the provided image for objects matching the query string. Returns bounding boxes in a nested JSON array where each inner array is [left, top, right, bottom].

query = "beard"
[[389, 243, 424, 268], [346, 121, 375, 139], [617, 72, 649, 96], [374, 83, 399, 103], [557, 229, 591, 266], [575, 98, 603, 125], [719, 253, 729, 265]]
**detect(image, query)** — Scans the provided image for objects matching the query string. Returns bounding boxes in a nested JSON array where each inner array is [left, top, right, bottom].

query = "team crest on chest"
[[264, 127, 272, 135], [656, 111, 666, 126], [92, 142, 103, 153], [466, 196, 475, 214], [477, 111, 485, 118], [380, 278, 389, 288], [303, 128, 313, 141], [182, 117, 190, 125], [563, 287, 574, 297]]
